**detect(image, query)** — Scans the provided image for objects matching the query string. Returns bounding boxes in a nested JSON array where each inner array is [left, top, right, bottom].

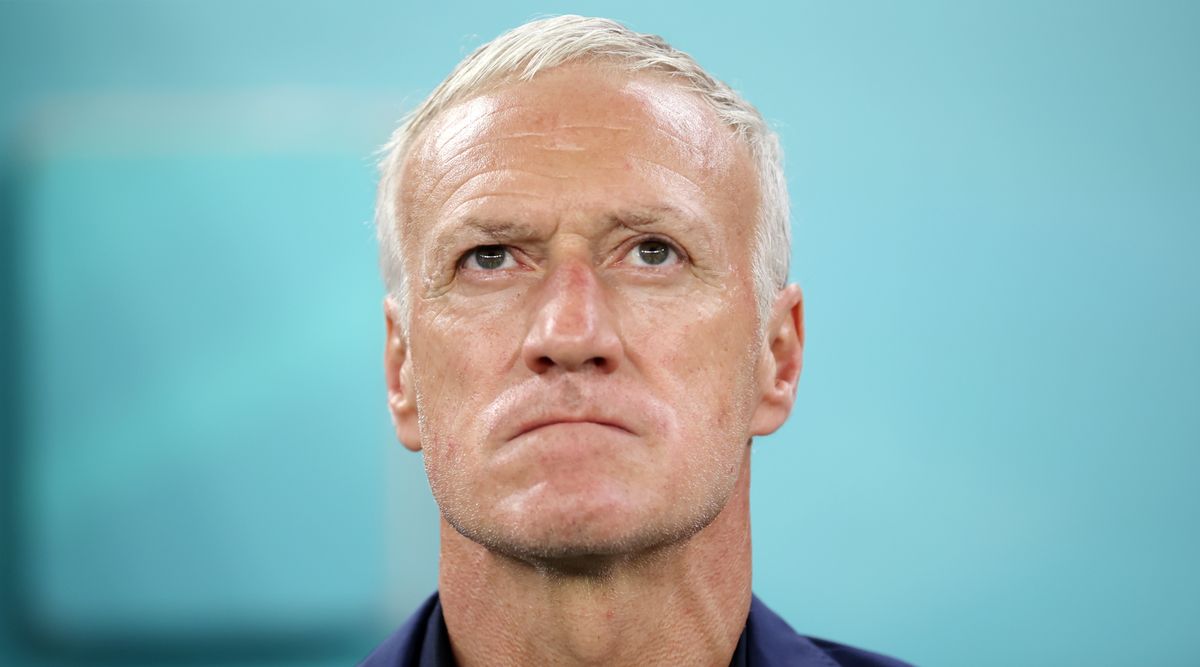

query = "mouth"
[[513, 417, 635, 440]]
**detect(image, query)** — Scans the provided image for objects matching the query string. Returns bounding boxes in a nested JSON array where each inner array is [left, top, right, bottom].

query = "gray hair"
[[375, 15, 790, 328]]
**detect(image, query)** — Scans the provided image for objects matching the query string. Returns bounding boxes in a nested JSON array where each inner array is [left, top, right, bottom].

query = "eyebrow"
[[605, 206, 719, 262], [425, 217, 542, 269], [431, 217, 542, 251], [425, 204, 707, 266], [456, 217, 542, 241], [605, 207, 665, 229], [604, 205, 702, 232]]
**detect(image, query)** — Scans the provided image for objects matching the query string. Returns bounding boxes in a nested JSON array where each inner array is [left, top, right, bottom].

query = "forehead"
[[400, 64, 757, 240]]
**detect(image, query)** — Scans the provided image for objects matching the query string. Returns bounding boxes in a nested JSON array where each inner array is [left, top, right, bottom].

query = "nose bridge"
[[544, 258, 602, 332], [523, 257, 622, 373]]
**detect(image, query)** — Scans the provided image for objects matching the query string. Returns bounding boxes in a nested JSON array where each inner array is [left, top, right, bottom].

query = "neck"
[[437, 450, 753, 667]]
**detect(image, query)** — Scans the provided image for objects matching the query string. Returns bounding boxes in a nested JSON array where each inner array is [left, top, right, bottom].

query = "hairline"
[[376, 17, 790, 334]]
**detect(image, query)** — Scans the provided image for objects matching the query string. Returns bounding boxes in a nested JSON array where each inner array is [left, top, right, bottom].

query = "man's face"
[[388, 64, 790, 561]]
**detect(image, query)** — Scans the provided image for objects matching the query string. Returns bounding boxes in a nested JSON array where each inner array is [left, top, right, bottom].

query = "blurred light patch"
[[5, 90, 438, 661]]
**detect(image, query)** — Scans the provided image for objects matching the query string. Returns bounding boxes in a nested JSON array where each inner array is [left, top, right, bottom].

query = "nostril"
[[530, 354, 612, 373]]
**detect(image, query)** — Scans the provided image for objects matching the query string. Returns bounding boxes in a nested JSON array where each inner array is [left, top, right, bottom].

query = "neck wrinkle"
[[438, 449, 753, 667]]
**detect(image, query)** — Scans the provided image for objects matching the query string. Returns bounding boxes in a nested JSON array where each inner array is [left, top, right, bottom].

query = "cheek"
[[409, 301, 525, 453], [619, 291, 760, 441]]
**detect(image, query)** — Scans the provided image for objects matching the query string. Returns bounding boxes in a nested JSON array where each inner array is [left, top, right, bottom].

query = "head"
[[379, 16, 804, 565]]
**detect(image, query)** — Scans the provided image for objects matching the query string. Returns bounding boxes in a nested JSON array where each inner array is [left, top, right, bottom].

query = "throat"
[[436, 459, 754, 667]]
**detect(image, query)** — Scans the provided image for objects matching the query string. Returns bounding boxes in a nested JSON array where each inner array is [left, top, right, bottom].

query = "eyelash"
[[459, 245, 518, 271], [624, 237, 682, 268], [456, 237, 685, 272]]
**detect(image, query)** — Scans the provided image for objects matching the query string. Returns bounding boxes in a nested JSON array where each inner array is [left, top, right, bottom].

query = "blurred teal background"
[[1, 1, 1196, 665]]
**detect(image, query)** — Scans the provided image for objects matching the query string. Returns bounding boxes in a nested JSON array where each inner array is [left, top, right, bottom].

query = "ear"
[[384, 298, 422, 452], [749, 284, 805, 437]]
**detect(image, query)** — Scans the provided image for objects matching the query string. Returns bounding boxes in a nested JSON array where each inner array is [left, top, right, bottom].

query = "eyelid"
[[618, 235, 687, 266], [455, 237, 687, 271], [458, 244, 521, 271]]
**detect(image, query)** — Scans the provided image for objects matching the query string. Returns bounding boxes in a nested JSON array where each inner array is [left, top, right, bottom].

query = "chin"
[[443, 483, 728, 570]]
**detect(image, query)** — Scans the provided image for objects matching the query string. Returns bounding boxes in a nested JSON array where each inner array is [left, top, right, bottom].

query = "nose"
[[522, 260, 624, 375]]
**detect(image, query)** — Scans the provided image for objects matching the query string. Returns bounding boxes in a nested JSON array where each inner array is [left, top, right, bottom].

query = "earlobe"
[[384, 299, 422, 452], [749, 284, 805, 437]]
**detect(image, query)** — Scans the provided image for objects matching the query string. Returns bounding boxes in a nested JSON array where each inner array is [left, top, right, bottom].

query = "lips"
[[513, 416, 635, 439], [481, 378, 671, 447]]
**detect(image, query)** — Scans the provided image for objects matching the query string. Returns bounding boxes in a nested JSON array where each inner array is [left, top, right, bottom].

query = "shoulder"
[[357, 592, 441, 667], [747, 595, 915, 667], [805, 636, 916, 667], [360, 591, 914, 667]]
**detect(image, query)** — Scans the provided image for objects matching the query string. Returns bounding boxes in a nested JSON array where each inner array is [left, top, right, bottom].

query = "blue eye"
[[462, 245, 516, 270], [627, 240, 678, 267]]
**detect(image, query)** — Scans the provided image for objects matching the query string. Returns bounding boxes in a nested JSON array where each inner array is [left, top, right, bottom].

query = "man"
[[362, 15, 911, 667]]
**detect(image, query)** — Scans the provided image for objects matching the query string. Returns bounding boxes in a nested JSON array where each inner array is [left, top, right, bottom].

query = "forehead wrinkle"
[[428, 91, 650, 155], [438, 166, 569, 213], [626, 154, 708, 195], [405, 69, 753, 268], [451, 190, 553, 210], [413, 126, 638, 207], [411, 165, 565, 232], [499, 124, 635, 137], [417, 69, 735, 179], [411, 90, 731, 215], [403, 99, 512, 208], [620, 77, 734, 143], [412, 140, 547, 206], [427, 99, 511, 153], [642, 123, 718, 162], [432, 96, 638, 153], [438, 191, 552, 241], [437, 124, 639, 170]]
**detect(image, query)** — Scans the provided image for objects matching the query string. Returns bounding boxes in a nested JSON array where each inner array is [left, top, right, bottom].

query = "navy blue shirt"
[[359, 592, 912, 666]]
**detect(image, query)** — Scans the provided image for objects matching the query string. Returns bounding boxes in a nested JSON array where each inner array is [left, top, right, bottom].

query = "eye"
[[625, 239, 680, 267], [461, 245, 517, 271]]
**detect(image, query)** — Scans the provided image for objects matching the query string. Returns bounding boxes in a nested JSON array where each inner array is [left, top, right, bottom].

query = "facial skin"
[[385, 64, 804, 569]]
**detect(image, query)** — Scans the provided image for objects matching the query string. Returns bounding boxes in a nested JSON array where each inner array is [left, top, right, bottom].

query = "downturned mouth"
[[515, 418, 634, 439]]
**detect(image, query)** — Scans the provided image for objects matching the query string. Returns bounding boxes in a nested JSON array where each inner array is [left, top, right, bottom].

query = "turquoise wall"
[[1, 2, 1197, 665]]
